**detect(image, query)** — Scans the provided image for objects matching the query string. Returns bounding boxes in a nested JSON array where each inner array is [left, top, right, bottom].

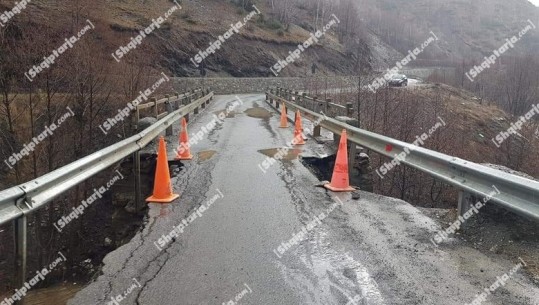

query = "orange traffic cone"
[[324, 130, 355, 192], [175, 118, 193, 160], [295, 110, 303, 130], [146, 136, 180, 203], [279, 103, 289, 128], [297, 110, 308, 141], [293, 111, 305, 145]]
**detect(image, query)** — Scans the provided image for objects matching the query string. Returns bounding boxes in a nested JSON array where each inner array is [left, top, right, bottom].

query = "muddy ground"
[[420, 205, 539, 285]]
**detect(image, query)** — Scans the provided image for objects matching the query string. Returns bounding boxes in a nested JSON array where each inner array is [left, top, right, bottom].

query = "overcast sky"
[[529, 0, 539, 6]]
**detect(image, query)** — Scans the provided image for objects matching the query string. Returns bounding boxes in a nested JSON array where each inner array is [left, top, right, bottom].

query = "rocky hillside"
[[0, 0, 403, 77]]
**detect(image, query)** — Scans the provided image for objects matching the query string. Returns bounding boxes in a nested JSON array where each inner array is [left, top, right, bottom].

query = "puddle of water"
[[24, 283, 82, 305], [198, 150, 217, 161], [276, 228, 385, 305], [245, 107, 272, 119], [258, 148, 302, 161]]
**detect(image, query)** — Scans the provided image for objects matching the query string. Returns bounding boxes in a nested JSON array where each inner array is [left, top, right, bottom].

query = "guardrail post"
[[133, 151, 142, 211], [132, 108, 139, 135], [175, 92, 180, 110], [132, 96, 144, 210], [302, 93, 307, 109], [346, 102, 353, 117], [313, 96, 321, 137], [152, 98, 158, 119], [185, 95, 191, 122], [165, 101, 174, 136], [14, 215, 27, 304], [349, 142, 357, 170], [313, 125, 321, 138], [325, 98, 331, 115], [318, 99, 325, 115], [164, 94, 169, 109], [458, 191, 474, 225]]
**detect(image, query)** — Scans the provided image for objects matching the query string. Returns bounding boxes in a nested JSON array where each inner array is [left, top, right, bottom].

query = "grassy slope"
[[413, 83, 539, 178]]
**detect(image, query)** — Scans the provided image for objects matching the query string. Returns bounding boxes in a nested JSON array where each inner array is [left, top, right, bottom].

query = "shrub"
[[266, 19, 283, 30], [236, 8, 245, 15]]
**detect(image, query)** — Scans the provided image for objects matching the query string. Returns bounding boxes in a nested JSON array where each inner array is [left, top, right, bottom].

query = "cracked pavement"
[[69, 94, 539, 305]]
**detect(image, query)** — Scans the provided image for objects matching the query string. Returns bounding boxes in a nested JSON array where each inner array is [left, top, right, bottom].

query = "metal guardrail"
[[0, 90, 214, 291], [288, 91, 354, 117], [267, 89, 539, 221], [134, 88, 205, 130]]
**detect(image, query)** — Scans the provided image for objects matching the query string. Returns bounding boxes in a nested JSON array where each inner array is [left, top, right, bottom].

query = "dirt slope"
[[0, 0, 400, 76]]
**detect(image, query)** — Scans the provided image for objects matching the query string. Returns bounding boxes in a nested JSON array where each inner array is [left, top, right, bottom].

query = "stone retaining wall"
[[172, 77, 362, 95]]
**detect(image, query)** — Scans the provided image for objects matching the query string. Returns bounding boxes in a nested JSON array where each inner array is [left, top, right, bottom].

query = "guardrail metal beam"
[[0, 90, 214, 296], [267, 90, 539, 221]]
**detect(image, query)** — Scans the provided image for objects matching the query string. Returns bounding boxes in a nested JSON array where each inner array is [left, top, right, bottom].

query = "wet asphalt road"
[[69, 94, 539, 305]]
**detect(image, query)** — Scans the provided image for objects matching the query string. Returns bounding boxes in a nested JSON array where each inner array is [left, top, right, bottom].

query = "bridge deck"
[[69, 94, 539, 305]]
